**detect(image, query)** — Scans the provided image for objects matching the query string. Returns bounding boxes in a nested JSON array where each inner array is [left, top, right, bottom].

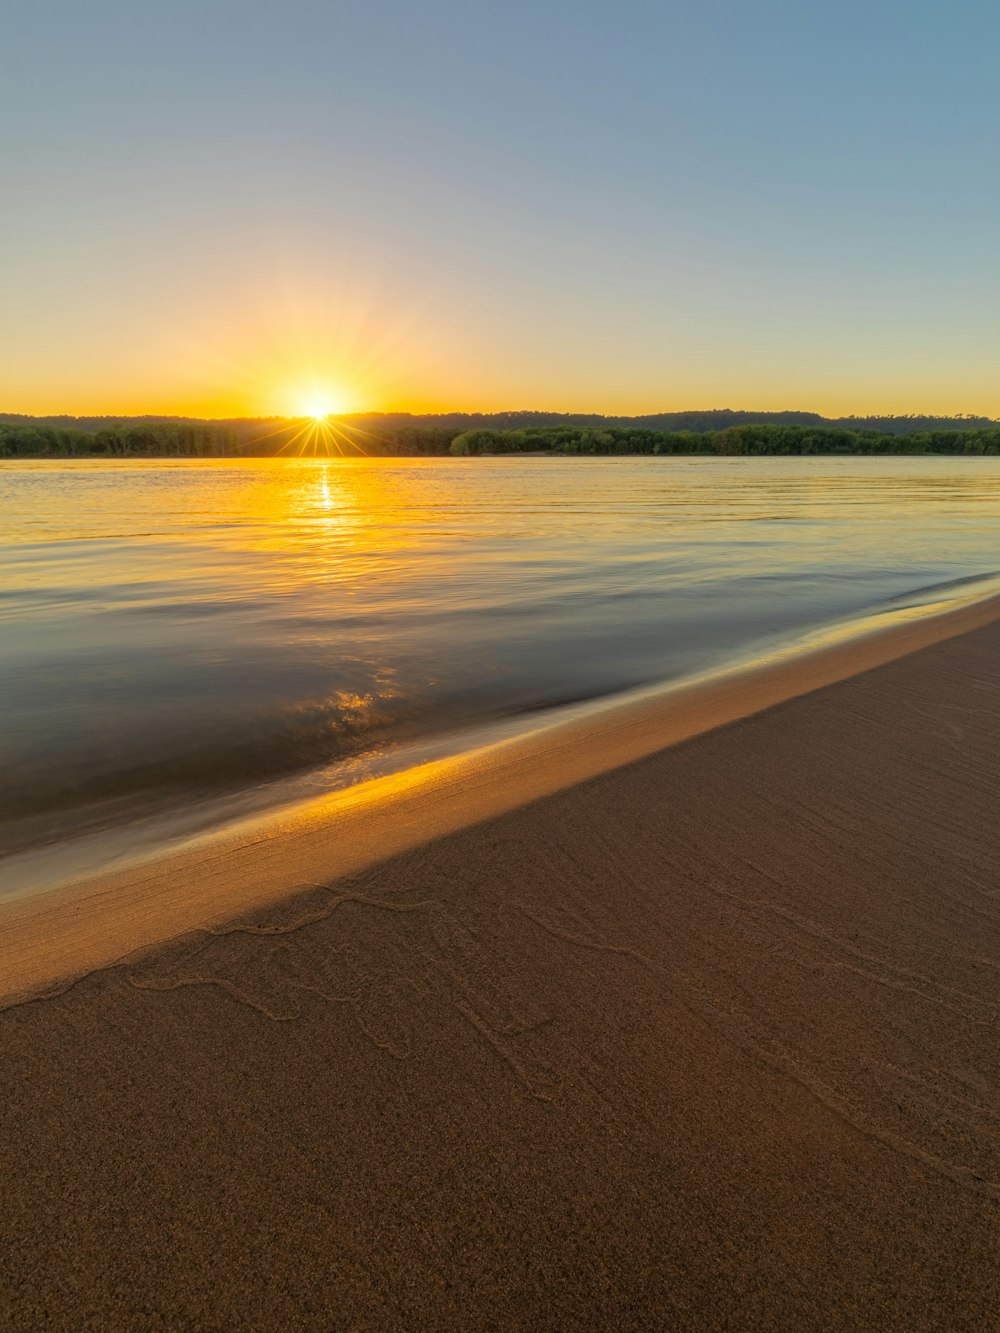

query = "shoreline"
[[3, 580, 1000, 1006], [2, 594, 1000, 1325], [2, 565, 993, 903]]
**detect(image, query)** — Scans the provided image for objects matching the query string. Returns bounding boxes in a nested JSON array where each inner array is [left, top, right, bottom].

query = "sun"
[[297, 388, 350, 420]]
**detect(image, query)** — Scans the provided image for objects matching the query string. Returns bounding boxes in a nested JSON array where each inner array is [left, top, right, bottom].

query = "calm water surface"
[[3, 456, 999, 858]]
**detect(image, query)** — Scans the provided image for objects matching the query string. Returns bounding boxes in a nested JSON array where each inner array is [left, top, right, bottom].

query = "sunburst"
[[243, 412, 376, 458]]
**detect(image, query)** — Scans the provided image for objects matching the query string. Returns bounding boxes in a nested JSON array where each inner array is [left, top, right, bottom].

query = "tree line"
[[2, 412, 999, 459], [449, 424, 1000, 456]]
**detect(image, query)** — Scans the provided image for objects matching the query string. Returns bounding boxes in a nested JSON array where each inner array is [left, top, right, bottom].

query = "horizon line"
[[3, 407, 998, 425]]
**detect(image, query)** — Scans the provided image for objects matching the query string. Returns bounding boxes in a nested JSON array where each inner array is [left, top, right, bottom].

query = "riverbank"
[[2, 609, 999, 1326]]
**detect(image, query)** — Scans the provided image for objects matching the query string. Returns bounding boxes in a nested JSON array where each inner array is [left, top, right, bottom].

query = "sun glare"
[[253, 383, 373, 457], [235, 377, 376, 455], [298, 388, 349, 420]]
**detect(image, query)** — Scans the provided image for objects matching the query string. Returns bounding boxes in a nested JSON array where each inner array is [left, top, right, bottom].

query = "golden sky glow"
[[5, 257, 998, 421], [7, 282, 1000, 421], [6, 276, 1000, 423]]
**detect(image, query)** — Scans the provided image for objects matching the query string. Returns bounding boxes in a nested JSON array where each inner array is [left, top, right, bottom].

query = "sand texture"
[[2, 622, 1000, 1329]]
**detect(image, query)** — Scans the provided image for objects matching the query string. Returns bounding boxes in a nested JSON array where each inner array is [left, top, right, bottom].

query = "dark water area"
[[2, 456, 999, 860]]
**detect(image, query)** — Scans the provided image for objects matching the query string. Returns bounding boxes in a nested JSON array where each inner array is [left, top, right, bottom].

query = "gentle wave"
[[4, 565, 1000, 866], [4, 567, 1000, 906], [872, 569, 1000, 609]]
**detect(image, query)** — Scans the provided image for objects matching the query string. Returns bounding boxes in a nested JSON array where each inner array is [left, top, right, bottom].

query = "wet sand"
[[2, 620, 1000, 1328]]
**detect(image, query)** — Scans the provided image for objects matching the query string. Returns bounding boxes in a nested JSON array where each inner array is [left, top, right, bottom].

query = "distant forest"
[[2, 410, 999, 458]]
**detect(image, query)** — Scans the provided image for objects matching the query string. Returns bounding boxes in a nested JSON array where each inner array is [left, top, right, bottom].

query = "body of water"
[[3, 455, 999, 873]]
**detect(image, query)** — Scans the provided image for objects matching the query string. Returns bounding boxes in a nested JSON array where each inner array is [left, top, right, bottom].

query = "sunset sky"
[[2, 0, 998, 419]]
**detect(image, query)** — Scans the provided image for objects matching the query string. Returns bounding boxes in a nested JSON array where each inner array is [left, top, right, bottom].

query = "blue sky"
[[2, 0, 998, 415]]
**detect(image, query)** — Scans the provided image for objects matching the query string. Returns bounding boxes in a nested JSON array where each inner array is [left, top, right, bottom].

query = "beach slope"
[[2, 622, 1000, 1328]]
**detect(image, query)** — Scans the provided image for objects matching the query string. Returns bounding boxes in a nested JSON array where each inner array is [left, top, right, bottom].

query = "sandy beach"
[[2, 617, 1000, 1329]]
